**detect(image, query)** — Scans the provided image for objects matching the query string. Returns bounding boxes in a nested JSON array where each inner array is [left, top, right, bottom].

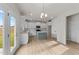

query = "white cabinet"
[[21, 32, 29, 44]]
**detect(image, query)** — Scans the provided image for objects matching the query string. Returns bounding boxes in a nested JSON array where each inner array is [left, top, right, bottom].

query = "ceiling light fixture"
[[45, 13, 48, 17], [40, 15, 43, 18], [40, 3, 48, 20], [41, 12, 44, 16]]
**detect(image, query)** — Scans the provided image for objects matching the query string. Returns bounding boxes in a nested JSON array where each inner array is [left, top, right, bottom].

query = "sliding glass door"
[[0, 10, 4, 54], [0, 9, 16, 54], [9, 15, 16, 51]]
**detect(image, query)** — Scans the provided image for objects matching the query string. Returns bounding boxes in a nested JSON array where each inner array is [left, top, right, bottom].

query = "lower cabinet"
[[21, 32, 29, 44]]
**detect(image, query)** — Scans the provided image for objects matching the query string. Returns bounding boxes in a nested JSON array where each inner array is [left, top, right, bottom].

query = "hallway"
[[16, 37, 79, 55]]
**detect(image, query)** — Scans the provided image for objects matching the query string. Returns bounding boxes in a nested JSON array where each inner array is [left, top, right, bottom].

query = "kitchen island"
[[36, 31, 48, 39]]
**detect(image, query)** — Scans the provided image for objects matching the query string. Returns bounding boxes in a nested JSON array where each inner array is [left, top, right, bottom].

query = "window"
[[0, 10, 4, 54], [9, 15, 16, 50]]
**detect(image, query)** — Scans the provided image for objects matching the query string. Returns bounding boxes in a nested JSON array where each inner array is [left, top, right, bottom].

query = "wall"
[[51, 8, 79, 45], [51, 16, 66, 44], [51, 18, 57, 38], [67, 13, 79, 43], [0, 4, 21, 55]]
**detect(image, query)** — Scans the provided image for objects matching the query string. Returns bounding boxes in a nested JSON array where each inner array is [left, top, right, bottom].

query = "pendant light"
[[40, 3, 48, 20]]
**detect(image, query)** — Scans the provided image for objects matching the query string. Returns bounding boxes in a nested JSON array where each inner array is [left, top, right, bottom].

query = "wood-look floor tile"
[[16, 37, 79, 55]]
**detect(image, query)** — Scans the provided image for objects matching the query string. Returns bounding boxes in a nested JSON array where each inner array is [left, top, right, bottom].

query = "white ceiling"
[[16, 3, 79, 20]]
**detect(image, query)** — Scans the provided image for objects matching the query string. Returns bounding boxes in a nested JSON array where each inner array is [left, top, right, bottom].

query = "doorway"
[[48, 25, 52, 39], [66, 13, 79, 44]]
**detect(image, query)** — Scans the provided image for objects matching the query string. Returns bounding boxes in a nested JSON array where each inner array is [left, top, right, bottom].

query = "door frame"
[[3, 12, 17, 55]]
